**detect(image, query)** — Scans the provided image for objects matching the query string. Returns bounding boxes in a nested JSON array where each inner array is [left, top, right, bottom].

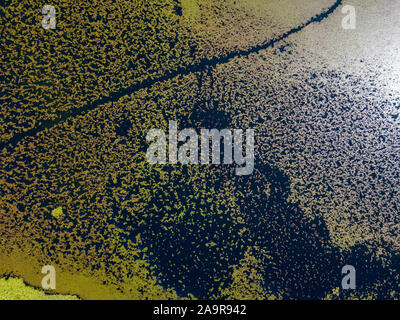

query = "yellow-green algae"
[[0, 277, 78, 300], [220, 246, 282, 300], [51, 207, 64, 218]]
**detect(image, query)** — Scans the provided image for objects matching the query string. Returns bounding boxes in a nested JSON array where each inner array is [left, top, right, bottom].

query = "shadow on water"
[[131, 102, 245, 299], [235, 157, 400, 299], [234, 160, 342, 299], [130, 91, 400, 299], [133, 165, 247, 299]]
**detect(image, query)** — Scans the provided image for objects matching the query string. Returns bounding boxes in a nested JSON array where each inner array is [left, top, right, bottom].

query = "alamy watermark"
[[42, 5, 56, 30], [341, 5, 356, 30], [341, 265, 356, 290], [41, 265, 56, 290], [146, 121, 255, 176]]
